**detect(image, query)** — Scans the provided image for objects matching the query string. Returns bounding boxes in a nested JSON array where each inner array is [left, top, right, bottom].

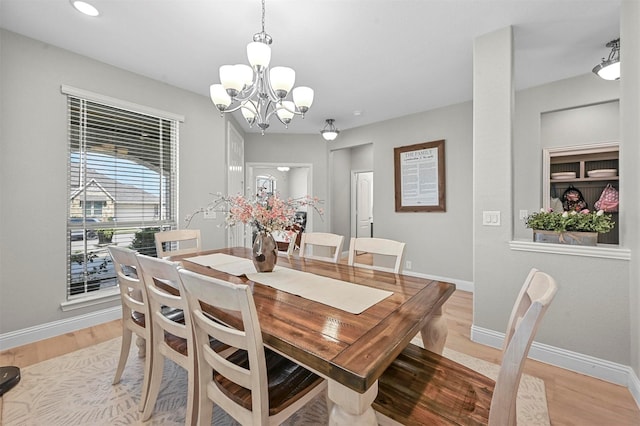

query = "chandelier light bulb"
[[594, 61, 620, 81], [270, 67, 296, 98], [241, 101, 258, 125], [210, 84, 231, 111], [219, 65, 244, 97], [276, 101, 296, 125], [293, 87, 314, 114], [320, 119, 340, 141], [235, 64, 254, 89], [247, 42, 271, 70], [322, 131, 339, 141]]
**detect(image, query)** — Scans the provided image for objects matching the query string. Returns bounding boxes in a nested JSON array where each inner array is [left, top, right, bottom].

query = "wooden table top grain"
[[173, 247, 456, 394]]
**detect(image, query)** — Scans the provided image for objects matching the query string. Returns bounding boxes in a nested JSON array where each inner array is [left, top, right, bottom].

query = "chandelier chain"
[[261, 0, 266, 35]]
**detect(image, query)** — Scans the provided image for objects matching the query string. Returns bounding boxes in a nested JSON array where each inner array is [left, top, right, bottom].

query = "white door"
[[355, 171, 373, 238], [227, 123, 245, 247]]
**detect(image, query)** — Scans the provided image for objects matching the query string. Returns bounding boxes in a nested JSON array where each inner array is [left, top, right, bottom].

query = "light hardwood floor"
[[1, 290, 639, 425]]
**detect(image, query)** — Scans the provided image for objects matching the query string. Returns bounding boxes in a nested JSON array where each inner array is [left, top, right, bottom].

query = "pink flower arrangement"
[[186, 191, 323, 233]]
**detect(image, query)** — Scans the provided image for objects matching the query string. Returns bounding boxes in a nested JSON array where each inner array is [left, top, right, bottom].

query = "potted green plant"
[[96, 228, 115, 244], [525, 209, 614, 246]]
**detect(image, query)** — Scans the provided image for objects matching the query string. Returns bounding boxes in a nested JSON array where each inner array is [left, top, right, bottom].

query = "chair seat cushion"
[[214, 348, 323, 415], [131, 306, 184, 328], [131, 311, 146, 327], [373, 343, 495, 426]]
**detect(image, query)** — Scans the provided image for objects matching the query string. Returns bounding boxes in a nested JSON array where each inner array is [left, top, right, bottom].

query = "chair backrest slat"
[[347, 237, 406, 273], [299, 232, 344, 263], [154, 229, 201, 259]]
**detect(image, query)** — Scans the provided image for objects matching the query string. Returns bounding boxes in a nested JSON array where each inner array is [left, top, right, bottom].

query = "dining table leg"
[[327, 380, 378, 426], [420, 306, 448, 355]]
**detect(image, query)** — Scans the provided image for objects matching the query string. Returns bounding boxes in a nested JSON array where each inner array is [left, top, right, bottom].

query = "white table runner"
[[183, 253, 393, 314], [184, 253, 257, 276]]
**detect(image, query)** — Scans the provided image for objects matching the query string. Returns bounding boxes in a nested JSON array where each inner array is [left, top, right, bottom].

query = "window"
[[64, 86, 181, 298], [82, 201, 104, 217]]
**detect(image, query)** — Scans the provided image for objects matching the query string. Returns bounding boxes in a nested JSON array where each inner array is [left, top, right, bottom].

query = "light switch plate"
[[482, 211, 501, 226]]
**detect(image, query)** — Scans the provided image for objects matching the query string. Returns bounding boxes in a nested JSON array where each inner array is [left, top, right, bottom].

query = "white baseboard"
[[0, 306, 122, 350], [401, 269, 474, 293], [630, 368, 640, 411], [472, 325, 640, 410]]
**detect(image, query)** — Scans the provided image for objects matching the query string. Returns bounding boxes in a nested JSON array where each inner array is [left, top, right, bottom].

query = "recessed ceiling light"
[[71, 1, 100, 17]]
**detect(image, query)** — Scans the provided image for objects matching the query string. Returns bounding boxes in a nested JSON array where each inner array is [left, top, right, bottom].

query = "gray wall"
[[331, 103, 474, 283], [329, 148, 352, 242], [473, 26, 632, 368], [620, 0, 640, 377], [289, 167, 309, 201], [541, 101, 619, 147], [350, 144, 374, 172], [0, 30, 228, 333], [328, 143, 373, 245], [507, 76, 627, 362]]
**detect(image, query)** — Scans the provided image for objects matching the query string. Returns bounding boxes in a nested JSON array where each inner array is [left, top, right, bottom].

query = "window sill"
[[509, 240, 630, 260], [60, 288, 121, 312]]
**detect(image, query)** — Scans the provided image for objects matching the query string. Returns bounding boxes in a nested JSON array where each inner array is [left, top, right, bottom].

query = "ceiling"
[[0, 0, 621, 136]]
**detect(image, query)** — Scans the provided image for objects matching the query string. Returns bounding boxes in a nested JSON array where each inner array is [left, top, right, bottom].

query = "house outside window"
[[64, 86, 181, 298]]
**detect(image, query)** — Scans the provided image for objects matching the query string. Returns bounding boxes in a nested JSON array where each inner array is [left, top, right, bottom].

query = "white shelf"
[[509, 240, 630, 260]]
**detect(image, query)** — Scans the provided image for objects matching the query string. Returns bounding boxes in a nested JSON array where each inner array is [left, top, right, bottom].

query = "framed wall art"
[[394, 139, 446, 212]]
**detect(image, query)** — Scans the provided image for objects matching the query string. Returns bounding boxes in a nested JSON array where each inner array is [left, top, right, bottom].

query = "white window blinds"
[[66, 90, 179, 298]]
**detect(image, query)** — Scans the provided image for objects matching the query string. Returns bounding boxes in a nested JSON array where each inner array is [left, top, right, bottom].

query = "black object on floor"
[[0, 366, 21, 396]]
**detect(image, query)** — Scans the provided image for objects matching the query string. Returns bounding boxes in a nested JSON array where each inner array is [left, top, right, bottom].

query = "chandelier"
[[209, 0, 313, 134], [592, 38, 620, 81]]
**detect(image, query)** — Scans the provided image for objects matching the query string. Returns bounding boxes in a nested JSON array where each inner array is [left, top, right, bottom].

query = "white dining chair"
[[298, 232, 345, 263], [374, 268, 558, 426], [108, 246, 153, 412], [154, 229, 201, 259], [178, 268, 327, 425], [135, 254, 197, 423], [347, 237, 406, 273]]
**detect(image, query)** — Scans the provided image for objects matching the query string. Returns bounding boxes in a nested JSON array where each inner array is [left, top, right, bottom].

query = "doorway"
[[353, 171, 373, 238], [246, 162, 313, 247], [329, 143, 373, 241]]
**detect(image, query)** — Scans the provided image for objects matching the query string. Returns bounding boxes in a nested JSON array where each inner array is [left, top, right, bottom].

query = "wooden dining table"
[[172, 247, 455, 425]]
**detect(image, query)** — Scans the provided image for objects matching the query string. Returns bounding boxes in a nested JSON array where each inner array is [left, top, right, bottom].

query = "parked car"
[[70, 217, 100, 240]]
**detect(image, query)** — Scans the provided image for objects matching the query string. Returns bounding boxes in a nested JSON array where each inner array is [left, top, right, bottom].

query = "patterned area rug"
[[2, 337, 550, 425]]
